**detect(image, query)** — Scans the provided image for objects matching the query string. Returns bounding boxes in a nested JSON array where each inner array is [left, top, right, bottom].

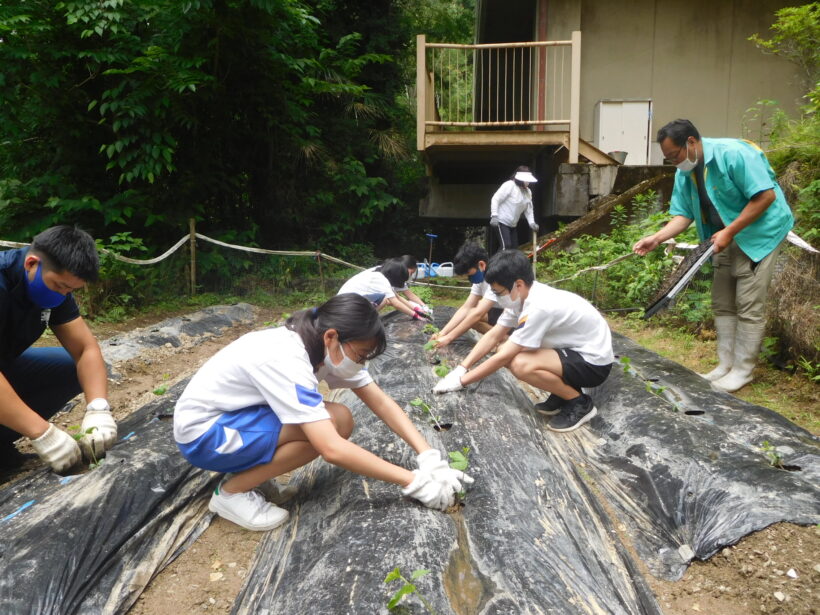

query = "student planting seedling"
[[433, 249, 614, 433], [174, 294, 472, 531], [431, 243, 501, 348], [341, 257, 431, 320]]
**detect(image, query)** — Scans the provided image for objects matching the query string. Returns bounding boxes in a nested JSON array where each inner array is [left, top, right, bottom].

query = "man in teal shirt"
[[633, 119, 793, 392]]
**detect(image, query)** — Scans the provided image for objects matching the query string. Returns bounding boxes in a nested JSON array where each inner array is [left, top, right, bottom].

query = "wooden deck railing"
[[416, 32, 581, 162]]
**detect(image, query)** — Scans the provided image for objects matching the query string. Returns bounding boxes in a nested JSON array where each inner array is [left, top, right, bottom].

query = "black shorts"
[[557, 348, 612, 391]]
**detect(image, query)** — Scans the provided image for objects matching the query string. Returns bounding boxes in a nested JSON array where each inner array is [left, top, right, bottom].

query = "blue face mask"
[[25, 261, 67, 309], [468, 268, 485, 284]]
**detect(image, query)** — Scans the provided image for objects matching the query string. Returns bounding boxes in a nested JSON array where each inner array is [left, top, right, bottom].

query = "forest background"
[[0, 0, 817, 383]]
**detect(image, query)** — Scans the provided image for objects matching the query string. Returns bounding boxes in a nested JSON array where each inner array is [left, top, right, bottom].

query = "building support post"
[[416, 34, 426, 152], [569, 30, 581, 164]]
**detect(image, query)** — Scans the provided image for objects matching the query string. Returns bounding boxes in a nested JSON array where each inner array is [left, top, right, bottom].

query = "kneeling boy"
[[433, 249, 613, 432]]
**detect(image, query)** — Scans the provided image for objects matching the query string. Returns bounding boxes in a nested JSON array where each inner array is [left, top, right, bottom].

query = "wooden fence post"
[[189, 218, 197, 296], [316, 250, 325, 294]]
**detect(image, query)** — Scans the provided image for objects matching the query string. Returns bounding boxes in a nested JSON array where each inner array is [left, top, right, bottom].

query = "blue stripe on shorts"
[[177, 405, 283, 473]]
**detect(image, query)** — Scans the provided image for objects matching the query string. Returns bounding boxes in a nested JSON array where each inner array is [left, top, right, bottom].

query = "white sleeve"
[[247, 358, 331, 424], [509, 307, 553, 349], [496, 308, 519, 329], [490, 181, 512, 217]]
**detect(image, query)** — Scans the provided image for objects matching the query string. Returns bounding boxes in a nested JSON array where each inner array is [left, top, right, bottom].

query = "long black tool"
[[643, 241, 715, 318]]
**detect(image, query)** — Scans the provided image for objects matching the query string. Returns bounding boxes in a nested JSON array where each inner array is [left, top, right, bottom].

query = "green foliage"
[[0, 0, 437, 252], [794, 180, 820, 243], [796, 356, 820, 382], [67, 425, 104, 468], [540, 190, 707, 326], [759, 336, 780, 366], [384, 566, 436, 613], [433, 361, 451, 378], [423, 340, 439, 351], [410, 397, 443, 430], [153, 385, 168, 395], [748, 3, 820, 92], [422, 323, 439, 335], [760, 440, 784, 469], [447, 446, 470, 471]]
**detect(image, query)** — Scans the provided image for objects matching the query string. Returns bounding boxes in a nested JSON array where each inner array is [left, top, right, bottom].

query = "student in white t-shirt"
[[364, 256, 431, 317], [432, 243, 501, 348], [338, 258, 429, 320], [433, 250, 614, 433], [174, 294, 471, 531]]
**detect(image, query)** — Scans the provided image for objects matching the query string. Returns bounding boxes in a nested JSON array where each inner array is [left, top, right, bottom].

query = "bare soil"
[[11, 305, 819, 614]]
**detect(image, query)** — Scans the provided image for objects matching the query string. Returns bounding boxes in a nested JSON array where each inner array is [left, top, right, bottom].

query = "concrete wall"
[[543, 0, 805, 156]]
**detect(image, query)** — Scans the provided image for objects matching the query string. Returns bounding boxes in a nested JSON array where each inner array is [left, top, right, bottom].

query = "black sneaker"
[[547, 394, 597, 432], [534, 395, 568, 416]]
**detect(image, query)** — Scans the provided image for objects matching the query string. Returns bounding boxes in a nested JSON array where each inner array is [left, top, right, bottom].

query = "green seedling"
[[448, 446, 471, 500], [433, 361, 451, 378], [384, 567, 437, 613], [153, 385, 168, 395], [422, 323, 440, 335], [619, 356, 633, 373], [67, 425, 104, 469], [760, 440, 784, 468], [423, 339, 439, 351], [410, 398, 444, 430], [448, 446, 470, 471]]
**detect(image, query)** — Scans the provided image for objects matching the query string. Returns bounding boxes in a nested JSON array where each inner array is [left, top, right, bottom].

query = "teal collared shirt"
[[669, 138, 793, 262]]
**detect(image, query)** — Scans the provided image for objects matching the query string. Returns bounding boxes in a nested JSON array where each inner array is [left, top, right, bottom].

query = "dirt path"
[[14, 304, 817, 614]]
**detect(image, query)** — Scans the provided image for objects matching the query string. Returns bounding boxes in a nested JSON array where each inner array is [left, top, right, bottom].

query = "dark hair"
[[399, 255, 417, 271], [485, 249, 534, 290], [453, 243, 489, 275], [285, 294, 387, 368], [30, 225, 99, 282], [376, 257, 410, 288], [656, 119, 700, 146], [511, 164, 532, 188]]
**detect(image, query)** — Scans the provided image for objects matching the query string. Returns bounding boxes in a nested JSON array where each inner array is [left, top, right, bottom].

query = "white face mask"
[[496, 286, 521, 311], [676, 142, 698, 173], [324, 341, 364, 379]]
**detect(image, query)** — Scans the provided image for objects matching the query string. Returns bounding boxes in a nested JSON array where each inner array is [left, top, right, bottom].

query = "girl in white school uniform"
[[174, 294, 470, 531], [337, 257, 428, 320]]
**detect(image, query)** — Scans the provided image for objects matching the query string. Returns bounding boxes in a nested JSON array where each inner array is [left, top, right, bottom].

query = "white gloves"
[[433, 365, 467, 394], [30, 424, 81, 473], [401, 470, 455, 510], [489, 216, 500, 227], [79, 398, 117, 461], [416, 449, 474, 494], [530, 222, 539, 232]]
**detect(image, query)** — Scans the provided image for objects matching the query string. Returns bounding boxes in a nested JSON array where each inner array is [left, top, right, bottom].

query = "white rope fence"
[[3, 227, 814, 295]]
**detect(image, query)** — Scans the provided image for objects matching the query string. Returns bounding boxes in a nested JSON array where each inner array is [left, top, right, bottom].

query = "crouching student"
[[339, 258, 429, 321], [432, 250, 613, 433], [395, 255, 432, 315], [432, 243, 501, 348], [174, 294, 471, 531]]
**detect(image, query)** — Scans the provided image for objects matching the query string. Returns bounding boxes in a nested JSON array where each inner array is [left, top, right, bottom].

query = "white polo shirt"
[[497, 281, 613, 365]]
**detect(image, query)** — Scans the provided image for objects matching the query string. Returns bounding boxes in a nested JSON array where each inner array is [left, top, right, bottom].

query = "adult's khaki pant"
[[711, 240, 783, 326]]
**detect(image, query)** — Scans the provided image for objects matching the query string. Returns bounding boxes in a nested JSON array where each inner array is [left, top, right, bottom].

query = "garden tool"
[[644, 241, 714, 318]]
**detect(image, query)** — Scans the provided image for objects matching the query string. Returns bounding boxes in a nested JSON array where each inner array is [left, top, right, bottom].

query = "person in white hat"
[[490, 165, 539, 252]]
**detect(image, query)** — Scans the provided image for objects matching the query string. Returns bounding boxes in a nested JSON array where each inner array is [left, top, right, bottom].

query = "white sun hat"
[[514, 171, 538, 183]]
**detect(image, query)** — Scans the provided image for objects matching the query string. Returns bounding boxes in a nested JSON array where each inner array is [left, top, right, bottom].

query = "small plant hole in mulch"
[[432, 423, 453, 432]]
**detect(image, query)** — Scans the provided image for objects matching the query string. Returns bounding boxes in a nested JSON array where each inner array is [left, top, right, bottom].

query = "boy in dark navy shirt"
[[0, 226, 116, 472]]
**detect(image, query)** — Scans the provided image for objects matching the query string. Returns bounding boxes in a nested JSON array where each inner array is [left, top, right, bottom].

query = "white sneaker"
[[209, 487, 289, 531], [256, 479, 298, 505]]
